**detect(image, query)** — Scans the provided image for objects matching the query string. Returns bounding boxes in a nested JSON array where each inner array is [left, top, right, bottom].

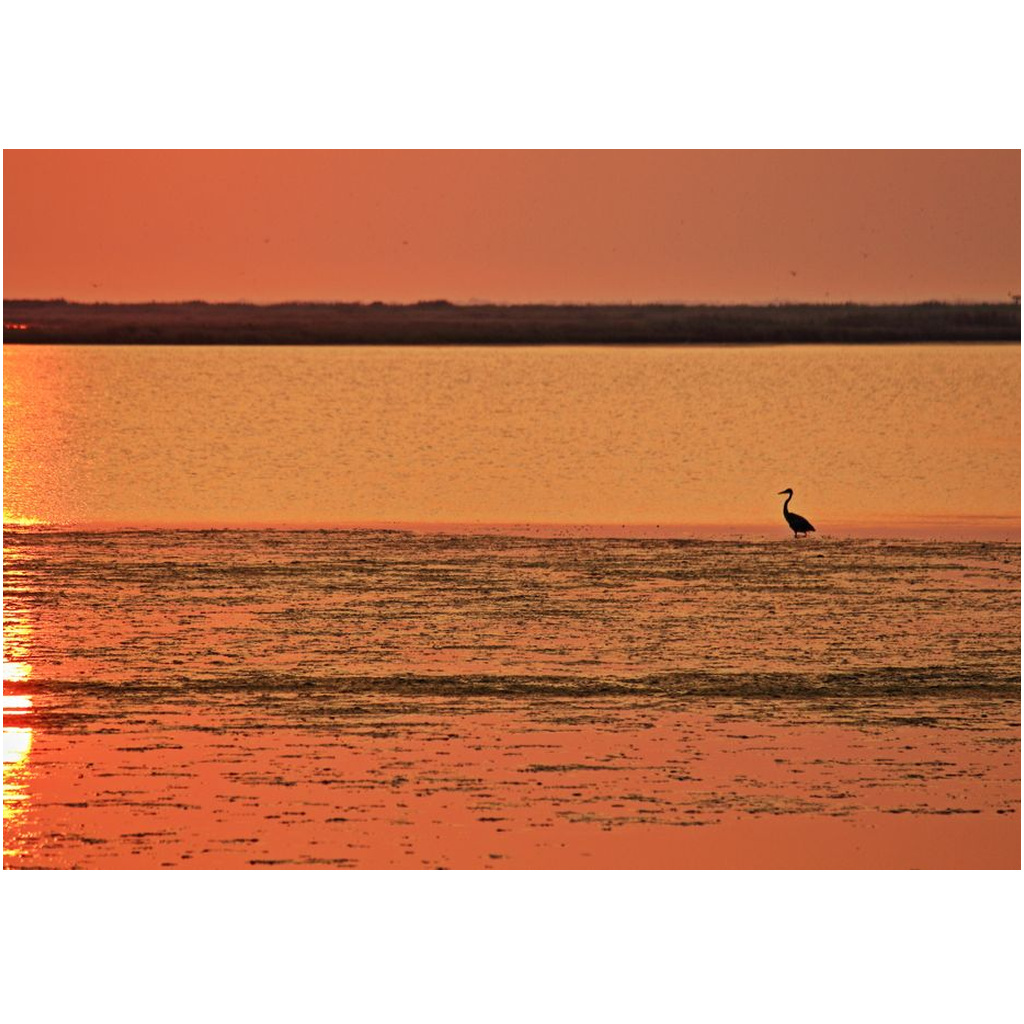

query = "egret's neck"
[[783, 493, 792, 513]]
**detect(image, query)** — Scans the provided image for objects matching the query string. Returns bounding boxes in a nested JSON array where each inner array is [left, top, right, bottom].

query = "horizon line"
[[5, 297, 1021, 308]]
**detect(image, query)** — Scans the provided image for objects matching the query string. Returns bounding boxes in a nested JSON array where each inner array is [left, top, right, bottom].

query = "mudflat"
[[4, 528, 1019, 868]]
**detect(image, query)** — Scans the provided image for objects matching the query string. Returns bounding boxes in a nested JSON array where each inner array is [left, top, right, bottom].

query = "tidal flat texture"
[[4, 529, 1019, 868]]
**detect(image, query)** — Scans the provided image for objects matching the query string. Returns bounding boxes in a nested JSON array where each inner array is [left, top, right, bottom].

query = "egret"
[[778, 488, 815, 538]]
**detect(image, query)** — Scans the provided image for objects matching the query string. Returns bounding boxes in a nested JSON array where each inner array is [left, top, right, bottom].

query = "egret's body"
[[778, 488, 815, 538]]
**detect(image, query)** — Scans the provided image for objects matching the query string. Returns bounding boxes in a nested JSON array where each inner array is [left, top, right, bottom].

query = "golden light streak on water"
[[3, 664, 32, 685], [2, 726, 33, 849], [3, 593, 36, 849], [2, 512, 46, 526]]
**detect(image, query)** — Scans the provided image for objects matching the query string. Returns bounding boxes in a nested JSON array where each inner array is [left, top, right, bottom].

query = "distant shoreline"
[[3, 300, 1021, 345]]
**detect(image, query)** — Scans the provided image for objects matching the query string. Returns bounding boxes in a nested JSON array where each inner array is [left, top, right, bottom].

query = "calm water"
[[3, 344, 1020, 530], [4, 528, 1020, 867]]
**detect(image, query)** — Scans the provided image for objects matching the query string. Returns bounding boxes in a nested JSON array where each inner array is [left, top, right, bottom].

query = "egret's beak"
[[777, 490, 788, 495]]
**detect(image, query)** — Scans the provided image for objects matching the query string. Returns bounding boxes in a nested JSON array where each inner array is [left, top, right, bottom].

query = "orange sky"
[[3, 150, 1019, 304]]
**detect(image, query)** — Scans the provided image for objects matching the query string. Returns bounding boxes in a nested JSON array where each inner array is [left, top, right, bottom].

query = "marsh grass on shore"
[[3, 299, 1020, 344]]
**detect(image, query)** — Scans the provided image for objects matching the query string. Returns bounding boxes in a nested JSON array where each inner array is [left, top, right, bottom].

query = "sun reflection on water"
[[3, 592, 36, 853], [4, 661, 32, 684], [3, 723, 34, 864], [2, 507, 46, 527], [3, 724, 33, 771]]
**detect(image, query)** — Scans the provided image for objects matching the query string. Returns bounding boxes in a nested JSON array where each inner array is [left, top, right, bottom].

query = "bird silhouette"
[[778, 488, 815, 538]]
